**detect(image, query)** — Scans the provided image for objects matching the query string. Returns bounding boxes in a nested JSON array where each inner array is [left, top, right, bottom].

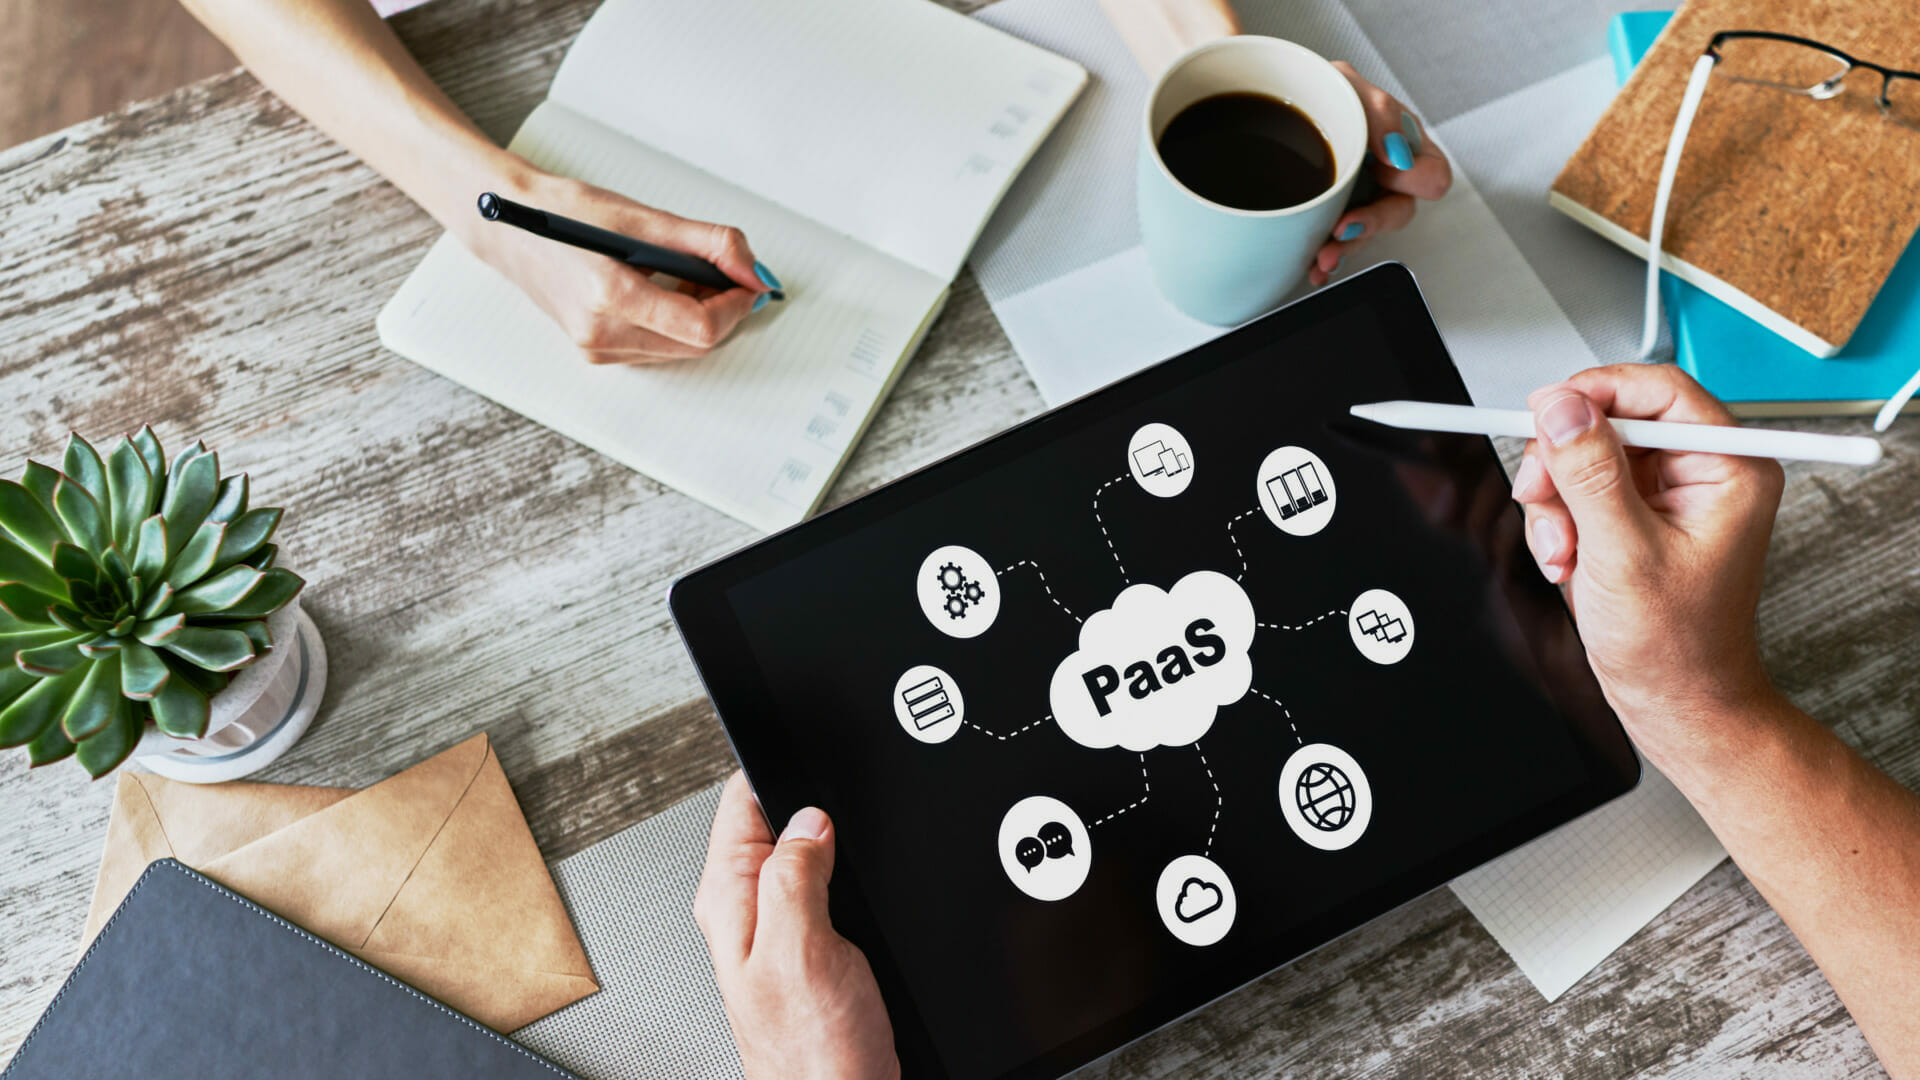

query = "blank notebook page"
[[378, 102, 945, 531], [549, 0, 1087, 280], [1449, 754, 1726, 1000]]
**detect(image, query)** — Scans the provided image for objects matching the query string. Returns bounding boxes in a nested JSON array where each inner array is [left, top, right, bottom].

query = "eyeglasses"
[[1639, 31, 1920, 427]]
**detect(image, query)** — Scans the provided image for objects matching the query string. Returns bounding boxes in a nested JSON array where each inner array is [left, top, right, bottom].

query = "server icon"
[[900, 675, 956, 730], [1265, 461, 1328, 519]]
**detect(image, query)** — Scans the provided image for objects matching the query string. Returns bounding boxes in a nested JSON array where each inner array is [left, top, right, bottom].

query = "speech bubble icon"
[[1037, 820, 1073, 860], [1014, 836, 1045, 871]]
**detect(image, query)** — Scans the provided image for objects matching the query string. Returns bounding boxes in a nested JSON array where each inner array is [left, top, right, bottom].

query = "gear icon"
[[963, 580, 986, 605], [937, 563, 967, 594], [945, 593, 970, 619]]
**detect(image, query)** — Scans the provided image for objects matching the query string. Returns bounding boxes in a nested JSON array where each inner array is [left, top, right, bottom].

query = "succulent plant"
[[0, 429, 303, 777]]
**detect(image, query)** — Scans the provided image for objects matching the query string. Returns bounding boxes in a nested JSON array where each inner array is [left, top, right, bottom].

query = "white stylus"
[[1350, 401, 1884, 467]]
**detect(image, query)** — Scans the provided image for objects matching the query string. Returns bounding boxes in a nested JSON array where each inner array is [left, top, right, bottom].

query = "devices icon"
[[1278, 743, 1372, 850], [893, 665, 964, 743], [1154, 854, 1237, 946], [1347, 588, 1414, 665], [1255, 446, 1337, 536], [998, 795, 1091, 901], [916, 545, 1000, 638], [1127, 423, 1195, 498]]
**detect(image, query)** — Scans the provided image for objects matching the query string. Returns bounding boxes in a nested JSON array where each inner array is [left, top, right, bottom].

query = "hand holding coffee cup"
[[1138, 37, 1451, 324]]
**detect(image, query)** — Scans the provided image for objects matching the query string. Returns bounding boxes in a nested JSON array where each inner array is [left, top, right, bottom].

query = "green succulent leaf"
[[162, 626, 256, 672], [161, 449, 220, 562], [162, 651, 231, 697], [51, 542, 97, 587], [26, 717, 76, 766], [243, 544, 278, 571], [165, 521, 225, 591], [62, 434, 108, 505], [204, 568, 304, 622], [99, 545, 133, 597], [131, 515, 168, 584], [47, 606, 87, 632], [53, 477, 110, 555], [20, 462, 61, 519], [119, 640, 170, 701], [61, 651, 121, 740], [16, 635, 87, 676], [75, 695, 141, 778], [235, 620, 272, 655], [0, 666, 85, 750], [67, 579, 100, 612], [212, 508, 280, 571], [105, 438, 154, 552], [0, 628, 75, 659], [131, 426, 166, 484], [138, 582, 175, 621], [0, 533, 70, 600], [0, 665, 37, 717], [135, 613, 186, 646], [0, 582, 62, 624], [150, 674, 209, 739], [172, 566, 264, 616], [207, 474, 248, 525], [0, 479, 65, 558], [77, 636, 124, 659]]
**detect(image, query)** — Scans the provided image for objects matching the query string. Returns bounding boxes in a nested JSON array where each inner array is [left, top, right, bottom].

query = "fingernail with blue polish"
[[754, 261, 782, 290], [1334, 255, 1345, 272], [1399, 110, 1424, 155], [752, 292, 771, 313], [1339, 222, 1364, 241], [1383, 131, 1413, 171]]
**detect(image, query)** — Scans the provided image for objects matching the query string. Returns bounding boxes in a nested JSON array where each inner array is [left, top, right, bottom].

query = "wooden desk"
[[1, 0, 1914, 1073]]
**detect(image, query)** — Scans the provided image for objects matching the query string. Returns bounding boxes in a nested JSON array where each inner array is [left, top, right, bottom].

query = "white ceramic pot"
[[131, 597, 328, 784]]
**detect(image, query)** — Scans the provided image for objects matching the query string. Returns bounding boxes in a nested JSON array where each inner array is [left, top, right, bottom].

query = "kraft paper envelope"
[[83, 733, 598, 1031]]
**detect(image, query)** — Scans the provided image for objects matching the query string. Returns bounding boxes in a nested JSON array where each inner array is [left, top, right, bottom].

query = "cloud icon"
[[1174, 877, 1223, 923], [1047, 570, 1255, 752]]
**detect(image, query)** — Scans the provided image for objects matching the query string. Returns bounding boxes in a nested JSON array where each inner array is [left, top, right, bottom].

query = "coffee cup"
[[1138, 37, 1369, 326]]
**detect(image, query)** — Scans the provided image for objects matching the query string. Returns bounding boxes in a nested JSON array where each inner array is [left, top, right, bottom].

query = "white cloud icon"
[[1174, 877, 1224, 922], [1048, 571, 1255, 752]]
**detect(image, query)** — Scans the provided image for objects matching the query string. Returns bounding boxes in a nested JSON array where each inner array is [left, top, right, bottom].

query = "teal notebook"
[[1613, 10, 1920, 417]]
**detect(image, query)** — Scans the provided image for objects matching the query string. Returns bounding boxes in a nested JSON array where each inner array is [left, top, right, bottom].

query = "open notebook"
[[378, 0, 1085, 531]]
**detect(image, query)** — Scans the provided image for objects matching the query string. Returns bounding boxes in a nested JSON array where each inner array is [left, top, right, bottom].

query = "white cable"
[[1640, 54, 1718, 360], [1875, 362, 1920, 431]]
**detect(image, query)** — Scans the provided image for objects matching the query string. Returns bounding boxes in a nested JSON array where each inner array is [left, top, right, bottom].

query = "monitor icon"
[[1132, 439, 1190, 480]]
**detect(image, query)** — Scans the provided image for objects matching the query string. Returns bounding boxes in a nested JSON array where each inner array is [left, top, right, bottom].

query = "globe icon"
[[1295, 763, 1356, 831]]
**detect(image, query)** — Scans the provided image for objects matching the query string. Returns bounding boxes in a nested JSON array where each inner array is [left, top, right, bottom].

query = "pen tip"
[[476, 192, 500, 220]]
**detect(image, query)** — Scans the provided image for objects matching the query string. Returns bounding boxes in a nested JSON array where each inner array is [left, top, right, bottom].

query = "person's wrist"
[[1614, 675, 1794, 786], [443, 151, 548, 255]]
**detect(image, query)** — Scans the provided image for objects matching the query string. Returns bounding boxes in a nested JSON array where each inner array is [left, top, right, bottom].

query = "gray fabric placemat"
[[513, 783, 744, 1080]]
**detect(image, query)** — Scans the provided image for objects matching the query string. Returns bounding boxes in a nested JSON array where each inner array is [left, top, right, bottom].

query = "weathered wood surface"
[[1, 0, 1915, 1074]]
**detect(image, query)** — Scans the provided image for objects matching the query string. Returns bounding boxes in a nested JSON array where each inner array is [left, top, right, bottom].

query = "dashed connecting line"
[[966, 715, 1048, 742], [1089, 753, 1151, 827], [1225, 508, 1259, 582], [1093, 474, 1131, 584], [999, 560, 1081, 623], [1257, 608, 1347, 632], [1195, 743, 1222, 855], [1250, 688, 1304, 747]]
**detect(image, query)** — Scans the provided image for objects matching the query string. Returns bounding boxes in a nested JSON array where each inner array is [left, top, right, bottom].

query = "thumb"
[[753, 807, 837, 950], [1528, 387, 1656, 551]]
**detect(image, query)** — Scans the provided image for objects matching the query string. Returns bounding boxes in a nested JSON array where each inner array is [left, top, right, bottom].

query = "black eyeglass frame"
[[1705, 29, 1920, 118]]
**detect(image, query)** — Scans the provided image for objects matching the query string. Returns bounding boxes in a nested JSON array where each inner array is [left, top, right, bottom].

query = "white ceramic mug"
[[1138, 37, 1369, 326]]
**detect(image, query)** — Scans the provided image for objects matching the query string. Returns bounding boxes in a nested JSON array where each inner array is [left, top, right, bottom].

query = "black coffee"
[[1157, 92, 1336, 211]]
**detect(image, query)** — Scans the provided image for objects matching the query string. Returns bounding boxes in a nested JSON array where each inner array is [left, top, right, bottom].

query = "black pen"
[[476, 192, 783, 301]]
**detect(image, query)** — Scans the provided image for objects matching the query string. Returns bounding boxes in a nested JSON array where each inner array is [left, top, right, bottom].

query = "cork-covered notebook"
[[1550, 0, 1920, 357]]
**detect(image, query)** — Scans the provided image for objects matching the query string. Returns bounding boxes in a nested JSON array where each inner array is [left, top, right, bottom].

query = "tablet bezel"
[[670, 262, 1640, 1080]]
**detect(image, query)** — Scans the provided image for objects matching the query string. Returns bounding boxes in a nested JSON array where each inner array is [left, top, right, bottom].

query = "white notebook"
[[378, 0, 1085, 531]]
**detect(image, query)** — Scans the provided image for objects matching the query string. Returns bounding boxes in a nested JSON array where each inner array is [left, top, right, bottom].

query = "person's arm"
[[179, 0, 776, 364], [1513, 365, 1920, 1074], [694, 773, 899, 1080]]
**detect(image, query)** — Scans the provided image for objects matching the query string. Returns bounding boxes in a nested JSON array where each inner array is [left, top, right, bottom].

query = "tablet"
[[671, 263, 1638, 1080]]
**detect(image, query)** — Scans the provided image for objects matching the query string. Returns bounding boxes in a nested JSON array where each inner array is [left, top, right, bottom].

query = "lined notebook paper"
[[378, 0, 1085, 531]]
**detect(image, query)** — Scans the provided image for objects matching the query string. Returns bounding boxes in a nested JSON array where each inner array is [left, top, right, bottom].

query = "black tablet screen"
[[698, 268, 1628, 1080]]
